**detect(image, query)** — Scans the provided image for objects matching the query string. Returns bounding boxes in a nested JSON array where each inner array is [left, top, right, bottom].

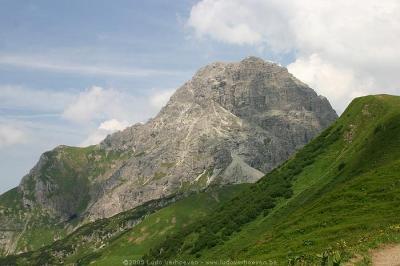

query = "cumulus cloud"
[[62, 86, 176, 145], [0, 124, 26, 148], [62, 86, 175, 125], [287, 54, 372, 111], [62, 86, 120, 123], [188, 0, 400, 112], [1, 85, 175, 147], [98, 119, 129, 131], [188, 0, 293, 51], [149, 89, 175, 109], [80, 119, 129, 146]]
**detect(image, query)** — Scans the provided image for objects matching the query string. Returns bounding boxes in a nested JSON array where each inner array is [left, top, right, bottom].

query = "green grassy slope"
[[91, 185, 248, 266], [2, 94, 399, 265], [0, 145, 132, 256], [0, 187, 67, 256], [144, 95, 400, 264], [0, 184, 248, 265], [21, 145, 132, 218]]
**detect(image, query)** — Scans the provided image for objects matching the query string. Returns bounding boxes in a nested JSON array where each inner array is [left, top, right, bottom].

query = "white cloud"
[[62, 86, 120, 124], [187, 0, 294, 51], [188, 0, 262, 45], [98, 119, 129, 131], [63, 86, 176, 144], [188, 0, 400, 112], [1, 85, 176, 146], [63, 86, 176, 124], [0, 124, 26, 148], [149, 89, 175, 109], [80, 119, 129, 146], [287, 54, 373, 112]]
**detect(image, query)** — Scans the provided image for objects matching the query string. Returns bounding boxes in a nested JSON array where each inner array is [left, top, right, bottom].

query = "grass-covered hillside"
[[2, 94, 399, 265], [143, 95, 400, 264], [0, 145, 131, 256], [0, 184, 248, 265]]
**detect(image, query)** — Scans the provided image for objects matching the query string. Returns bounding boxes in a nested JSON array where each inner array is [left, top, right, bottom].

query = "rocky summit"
[[22, 57, 337, 220], [1, 57, 336, 254]]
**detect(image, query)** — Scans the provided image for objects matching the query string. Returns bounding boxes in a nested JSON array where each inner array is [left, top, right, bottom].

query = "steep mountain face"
[[0, 57, 336, 255], [141, 95, 400, 264], [0, 185, 249, 265], [89, 56, 336, 219], [3, 95, 398, 266]]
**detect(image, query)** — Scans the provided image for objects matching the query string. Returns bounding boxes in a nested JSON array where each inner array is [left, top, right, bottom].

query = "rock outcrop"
[[16, 57, 337, 222]]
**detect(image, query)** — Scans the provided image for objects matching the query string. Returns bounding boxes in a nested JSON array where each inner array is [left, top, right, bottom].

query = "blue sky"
[[0, 0, 399, 193]]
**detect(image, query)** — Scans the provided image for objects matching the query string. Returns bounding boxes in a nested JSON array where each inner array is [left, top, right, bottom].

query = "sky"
[[0, 0, 399, 193]]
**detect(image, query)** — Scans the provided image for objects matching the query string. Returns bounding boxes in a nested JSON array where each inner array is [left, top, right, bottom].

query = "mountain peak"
[[0, 57, 338, 255], [14, 57, 337, 224], [194, 56, 280, 78], [240, 56, 271, 64], [166, 57, 334, 124]]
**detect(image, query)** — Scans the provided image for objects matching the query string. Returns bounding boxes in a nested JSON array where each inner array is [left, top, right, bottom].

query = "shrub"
[[338, 162, 346, 171]]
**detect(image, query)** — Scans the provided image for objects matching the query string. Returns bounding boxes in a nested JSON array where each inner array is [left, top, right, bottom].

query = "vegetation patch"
[[153, 172, 167, 180], [143, 95, 400, 264]]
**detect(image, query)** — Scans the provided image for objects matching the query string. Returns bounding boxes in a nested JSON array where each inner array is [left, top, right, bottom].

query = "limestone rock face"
[[18, 57, 337, 221]]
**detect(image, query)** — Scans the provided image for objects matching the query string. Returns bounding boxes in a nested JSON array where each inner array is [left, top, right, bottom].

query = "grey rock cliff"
[[18, 57, 337, 221]]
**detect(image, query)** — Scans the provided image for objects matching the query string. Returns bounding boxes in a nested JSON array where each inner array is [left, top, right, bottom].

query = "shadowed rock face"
[[18, 57, 337, 221]]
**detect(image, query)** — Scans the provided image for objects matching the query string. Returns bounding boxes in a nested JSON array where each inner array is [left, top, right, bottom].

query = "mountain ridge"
[[20, 56, 337, 220], [142, 94, 400, 264], [0, 57, 337, 255], [2, 94, 398, 265]]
